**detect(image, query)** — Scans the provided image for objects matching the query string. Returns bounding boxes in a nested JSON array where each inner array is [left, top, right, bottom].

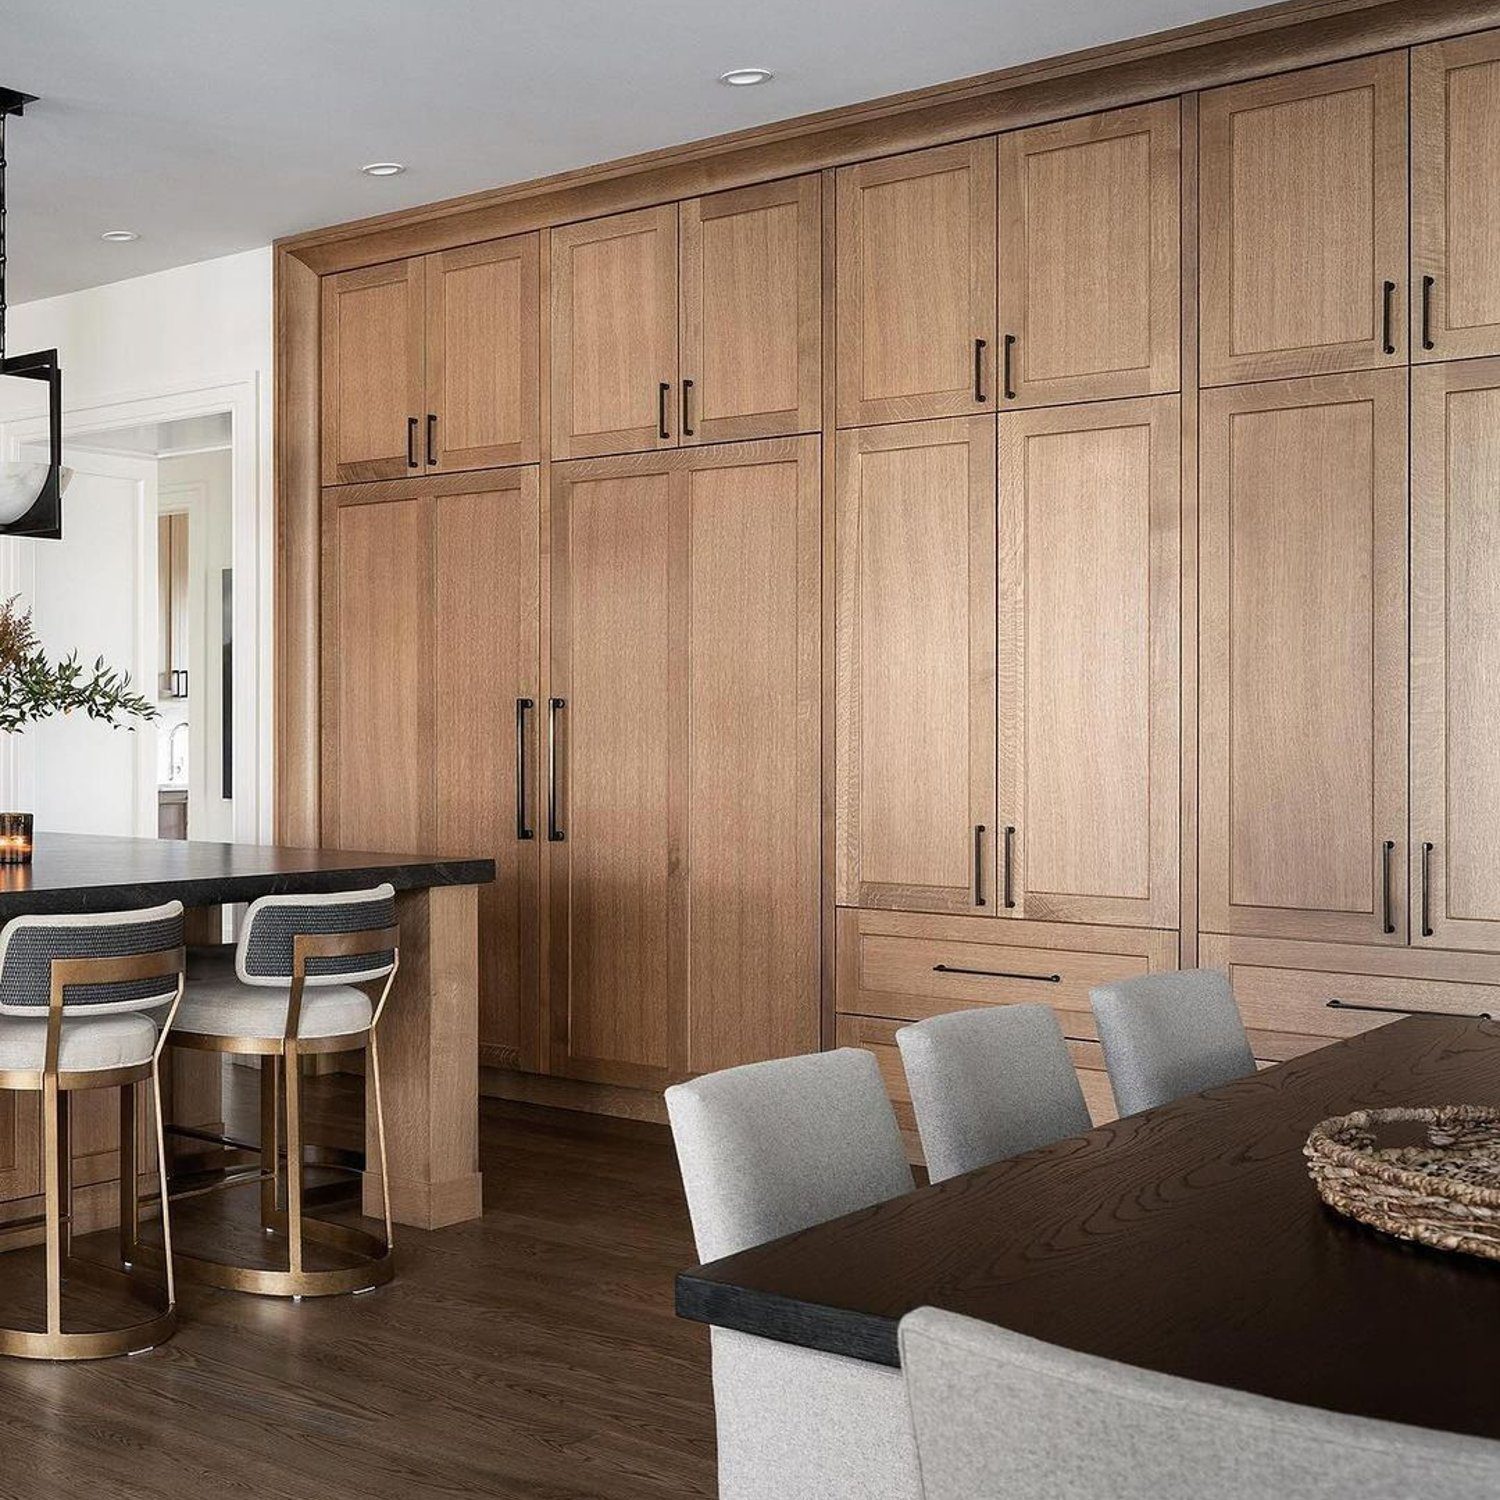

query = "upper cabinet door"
[[424, 236, 540, 472], [998, 397, 1180, 929], [1412, 30, 1500, 362], [320, 259, 426, 486], [835, 417, 997, 914], [1200, 55, 1408, 386], [550, 206, 679, 460], [997, 101, 1180, 407], [1200, 370, 1408, 945], [1411, 360, 1500, 953], [836, 141, 997, 426], [680, 175, 822, 445]]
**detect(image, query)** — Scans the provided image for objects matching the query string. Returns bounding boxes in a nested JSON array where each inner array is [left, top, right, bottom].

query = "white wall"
[[0, 248, 275, 840]]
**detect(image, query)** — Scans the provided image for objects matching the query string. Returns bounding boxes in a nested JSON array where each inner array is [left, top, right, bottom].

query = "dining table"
[[677, 1013, 1500, 1442], [0, 832, 495, 1231]]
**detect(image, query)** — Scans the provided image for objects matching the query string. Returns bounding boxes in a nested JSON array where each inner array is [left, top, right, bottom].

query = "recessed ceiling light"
[[361, 161, 406, 177], [719, 67, 774, 87], [100, 229, 138, 243]]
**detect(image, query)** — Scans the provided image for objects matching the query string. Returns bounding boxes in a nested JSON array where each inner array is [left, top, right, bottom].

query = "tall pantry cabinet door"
[[1199, 370, 1408, 944], [320, 259, 426, 485], [424, 236, 541, 471], [997, 101, 1180, 407], [835, 417, 997, 915], [1412, 30, 1500, 362], [835, 141, 997, 426], [1411, 360, 1500, 953], [1199, 54, 1408, 385], [550, 207, 680, 459], [434, 473, 542, 1070], [998, 397, 1180, 929]]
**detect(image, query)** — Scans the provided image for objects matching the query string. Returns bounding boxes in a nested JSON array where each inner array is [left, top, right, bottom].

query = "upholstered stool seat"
[[176, 977, 372, 1040], [0, 1012, 158, 1071]]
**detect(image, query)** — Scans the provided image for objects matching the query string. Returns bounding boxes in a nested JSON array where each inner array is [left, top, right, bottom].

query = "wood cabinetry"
[[546, 439, 820, 1086], [320, 469, 541, 1068], [1411, 359, 1500, 954], [1200, 54, 1408, 385], [1412, 29, 1500, 362], [835, 418, 995, 915], [836, 141, 997, 426], [998, 397, 1179, 928], [1199, 370, 1408, 944], [997, 101, 1180, 406]]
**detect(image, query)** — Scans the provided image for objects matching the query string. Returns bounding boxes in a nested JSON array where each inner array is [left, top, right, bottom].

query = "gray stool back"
[[899, 1306, 1500, 1499], [666, 1048, 913, 1262], [235, 884, 397, 987], [896, 1005, 1092, 1181], [1090, 969, 1255, 1116]]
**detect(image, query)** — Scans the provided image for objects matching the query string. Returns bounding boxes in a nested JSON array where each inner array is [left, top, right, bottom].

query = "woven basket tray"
[[1305, 1105, 1500, 1261]]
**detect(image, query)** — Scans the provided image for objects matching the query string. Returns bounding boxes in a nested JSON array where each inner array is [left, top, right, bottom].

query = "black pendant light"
[[0, 87, 66, 540]]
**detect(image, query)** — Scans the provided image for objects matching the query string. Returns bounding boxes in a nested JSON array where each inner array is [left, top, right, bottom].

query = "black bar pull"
[[973, 824, 986, 906], [1327, 998, 1491, 1021], [406, 415, 419, 468], [426, 413, 438, 466], [658, 382, 671, 441], [1422, 275, 1436, 351], [1380, 839, 1395, 934], [1002, 334, 1017, 400], [973, 339, 987, 403], [1002, 825, 1017, 909], [681, 379, 694, 437], [934, 964, 1061, 983], [547, 697, 566, 842], [1421, 841, 1434, 937], [515, 698, 535, 841], [1381, 281, 1396, 355]]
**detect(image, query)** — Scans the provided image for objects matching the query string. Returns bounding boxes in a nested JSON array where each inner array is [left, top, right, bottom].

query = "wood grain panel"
[[998, 396, 1179, 929], [1200, 370, 1407, 943], [680, 175, 821, 444], [835, 418, 996, 913], [1200, 53, 1408, 384], [998, 100, 1180, 405], [836, 141, 996, 426]]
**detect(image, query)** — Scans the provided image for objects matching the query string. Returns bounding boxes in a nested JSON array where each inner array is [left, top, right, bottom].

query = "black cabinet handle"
[[1380, 838, 1395, 933], [658, 382, 671, 441], [973, 824, 986, 907], [1381, 281, 1396, 355], [973, 339, 987, 403], [1327, 998, 1489, 1021], [1002, 334, 1017, 401], [547, 697, 566, 842], [426, 413, 438, 466], [934, 964, 1061, 983], [681, 379, 695, 438], [1422, 275, 1436, 351], [1421, 841, 1434, 937], [515, 698, 535, 841], [1002, 825, 1017, 909], [406, 416, 418, 468]]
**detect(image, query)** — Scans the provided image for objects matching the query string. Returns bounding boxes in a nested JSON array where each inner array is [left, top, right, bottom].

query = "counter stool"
[[165, 885, 399, 1299], [0, 902, 185, 1360]]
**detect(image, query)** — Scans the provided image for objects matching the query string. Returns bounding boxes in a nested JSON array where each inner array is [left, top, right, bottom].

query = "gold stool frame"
[[0, 947, 185, 1360], [165, 926, 399, 1299]]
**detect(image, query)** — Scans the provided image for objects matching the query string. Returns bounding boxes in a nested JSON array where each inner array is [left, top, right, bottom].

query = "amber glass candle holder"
[[0, 813, 34, 865]]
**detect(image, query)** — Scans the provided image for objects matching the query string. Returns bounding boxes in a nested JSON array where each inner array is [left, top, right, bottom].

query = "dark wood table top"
[[677, 1014, 1500, 1441], [0, 833, 495, 917]]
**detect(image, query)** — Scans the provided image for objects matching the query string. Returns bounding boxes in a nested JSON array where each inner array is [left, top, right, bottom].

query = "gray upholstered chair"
[[1090, 968, 1255, 1116], [896, 1004, 1091, 1181], [666, 1048, 920, 1500], [899, 1306, 1500, 1499], [0, 902, 185, 1359], [168, 884, 399, 1299]]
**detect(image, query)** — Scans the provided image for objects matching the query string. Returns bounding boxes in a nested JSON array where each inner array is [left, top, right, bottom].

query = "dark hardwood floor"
[[0, 1071, 716, 1500]]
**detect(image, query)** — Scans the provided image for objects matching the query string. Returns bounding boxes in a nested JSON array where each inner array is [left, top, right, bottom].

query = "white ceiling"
[[3, 0, 1248, 303]]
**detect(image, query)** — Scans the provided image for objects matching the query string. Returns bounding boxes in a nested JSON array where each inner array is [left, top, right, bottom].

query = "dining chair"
[[666, 1048, 920, 1500], [896, 1004, 1092, 1181], [0, 902, 185, 1359], [1090, 968, 1255, 1116], [165, 884, 399, 1298], [898, 1305, 1500, 1498]]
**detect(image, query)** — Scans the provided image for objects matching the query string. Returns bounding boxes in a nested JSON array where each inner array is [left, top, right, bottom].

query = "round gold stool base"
[[163, 1217, 393, 1299], [0, 1305, 176, 1361]]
